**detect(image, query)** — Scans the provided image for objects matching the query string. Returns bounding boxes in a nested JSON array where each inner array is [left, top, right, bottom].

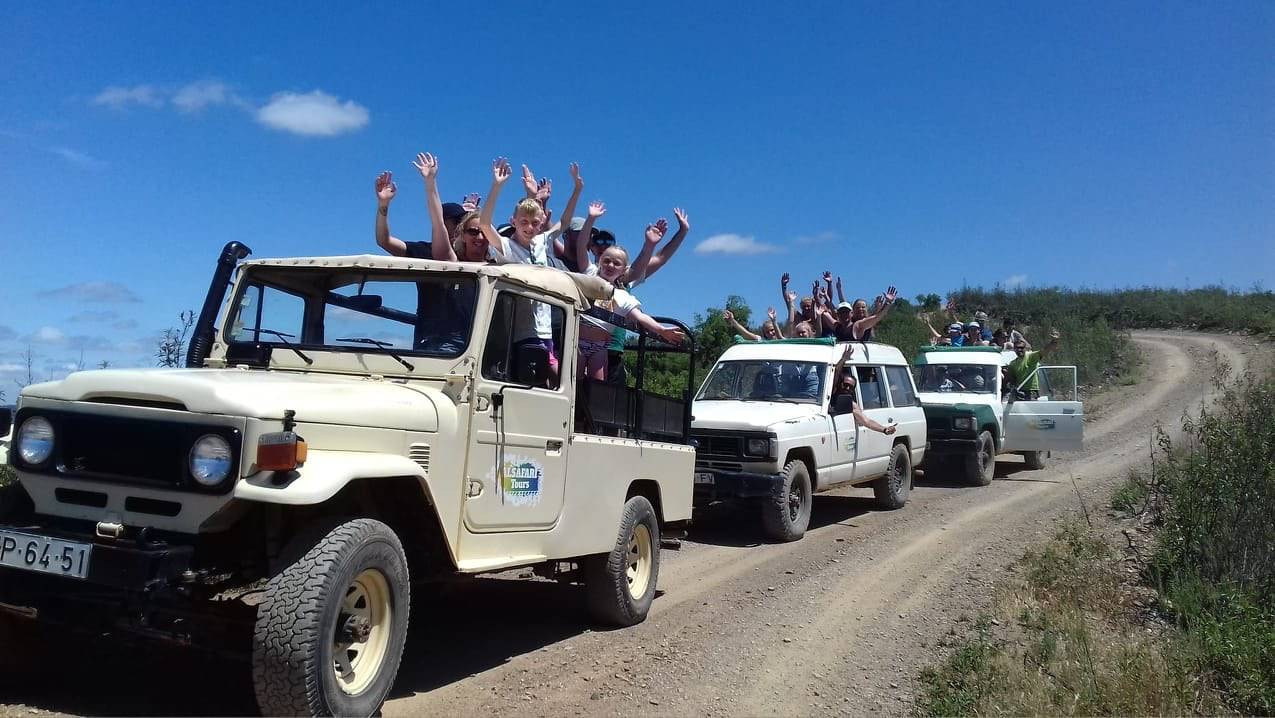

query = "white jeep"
[[690, 339, 927, 541], [0, 243, 696, 716], [913, 345, 1084, 484]]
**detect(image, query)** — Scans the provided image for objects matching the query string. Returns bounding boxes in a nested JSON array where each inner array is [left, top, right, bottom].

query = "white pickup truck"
[[913, 345, 1084, 484], [690, 338, 927, 542], [0, 243, 696, 717]]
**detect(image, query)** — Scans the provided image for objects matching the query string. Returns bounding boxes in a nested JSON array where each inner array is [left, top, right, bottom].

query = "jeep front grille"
[[691, 431, 743, 459], [409, 443, 431, 474]]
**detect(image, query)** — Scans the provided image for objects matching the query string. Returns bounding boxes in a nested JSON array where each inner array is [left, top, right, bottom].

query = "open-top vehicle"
[[913, 345, 1084, 484], [0, 242, 696, 716]]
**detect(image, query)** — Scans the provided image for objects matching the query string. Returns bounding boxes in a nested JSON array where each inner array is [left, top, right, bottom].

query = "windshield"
[[225, 268, 478, 359], [696, 360, 827, 404], [913, 364, 999, 394]]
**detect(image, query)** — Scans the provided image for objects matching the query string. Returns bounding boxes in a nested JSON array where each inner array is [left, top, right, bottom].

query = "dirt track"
[[0, 331, 1260, 717]]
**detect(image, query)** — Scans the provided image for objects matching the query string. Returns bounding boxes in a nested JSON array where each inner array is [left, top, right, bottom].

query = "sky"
[[1, 1, 1272, 389]]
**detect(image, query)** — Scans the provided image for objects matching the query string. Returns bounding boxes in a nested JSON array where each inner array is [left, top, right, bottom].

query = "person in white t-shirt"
[[479, 159, 584, 381], [574, 201, 685, 380]]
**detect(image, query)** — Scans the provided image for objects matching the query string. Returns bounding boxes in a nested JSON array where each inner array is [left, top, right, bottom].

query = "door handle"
[[546, 439, 563, 451]]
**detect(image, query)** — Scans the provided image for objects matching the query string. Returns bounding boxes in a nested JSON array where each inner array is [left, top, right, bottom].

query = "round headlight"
[[17, 416, 55, 465], [189, 434, 233, 487]]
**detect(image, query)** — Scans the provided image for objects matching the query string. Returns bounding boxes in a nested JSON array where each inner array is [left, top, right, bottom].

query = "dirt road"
[[0, 332, 1259, 717]]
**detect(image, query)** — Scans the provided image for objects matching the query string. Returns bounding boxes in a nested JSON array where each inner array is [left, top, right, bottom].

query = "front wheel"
[[873, 443, 912, 510], [964, 431, 996, 486], [761, 460, 813, 542], [586, 495, 661, 627], [1024, 450, 1048, 470], [252, 518, 410, 718]]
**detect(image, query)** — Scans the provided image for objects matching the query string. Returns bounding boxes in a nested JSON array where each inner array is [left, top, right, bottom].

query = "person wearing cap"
[[973, 311, 995, 342], [844, 287, 898, 341], [1006, 329, 1061, 400], [832, 301, 858, 341], [962, 322, 988, 346]]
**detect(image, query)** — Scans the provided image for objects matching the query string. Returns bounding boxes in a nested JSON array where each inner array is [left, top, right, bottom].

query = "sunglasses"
[[590, 237, 616, 247], [462, 227, 482, 237]]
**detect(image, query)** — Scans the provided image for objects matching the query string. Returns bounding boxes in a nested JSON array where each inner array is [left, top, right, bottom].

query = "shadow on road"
[[688, 494, 877, 547], [0, 574, 608, 716]]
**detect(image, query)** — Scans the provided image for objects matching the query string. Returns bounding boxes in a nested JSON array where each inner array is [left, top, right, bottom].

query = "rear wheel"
[[873, 444, 912, 510], [586, 495, 661, 627], [761, 460, 813, 542], [1024, 450, 1048, 470], [964, 431, 995, 486]]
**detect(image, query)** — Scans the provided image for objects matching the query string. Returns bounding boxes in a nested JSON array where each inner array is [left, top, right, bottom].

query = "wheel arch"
[[783, 446, 817, 484], [626, 479, 664, 524]]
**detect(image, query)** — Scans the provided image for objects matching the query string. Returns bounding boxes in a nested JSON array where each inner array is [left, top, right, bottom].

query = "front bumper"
[[0, 521, 194, 591], [692, 468, 783, 504], [924, 436, 979, 456]]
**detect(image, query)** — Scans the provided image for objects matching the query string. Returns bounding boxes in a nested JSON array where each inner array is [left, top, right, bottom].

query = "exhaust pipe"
[[186, 241, 252, 368]]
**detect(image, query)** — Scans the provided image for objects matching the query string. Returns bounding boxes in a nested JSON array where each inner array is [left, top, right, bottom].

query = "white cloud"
[[92, 84, 163, 109], [173, 80, 244, 113], [38, 281, 141, 303], [1004, 274, 1028, 288], [48, 146, 105, 169], [694, 233, 782, 256], [34, 326, 65, 343], [255, 91, 370, 137]]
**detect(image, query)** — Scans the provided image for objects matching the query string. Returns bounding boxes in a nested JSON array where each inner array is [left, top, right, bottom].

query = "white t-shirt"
[[497, 230, 564, 341], [583, 287, 641, 333]]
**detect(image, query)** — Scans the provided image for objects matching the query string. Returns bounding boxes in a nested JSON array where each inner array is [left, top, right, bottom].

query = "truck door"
[[1002, 366, 1084, 452], [463, 290, 571, 533], [827, 365, 858, 487], [853, 366, 894, 479]]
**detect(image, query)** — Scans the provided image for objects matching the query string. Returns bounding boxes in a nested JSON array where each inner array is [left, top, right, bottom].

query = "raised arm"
[[831, 344, 855, 377], [1038, 329, 1061, 357], [853, 285, 898, 339], [768, 306, 785, 339], [723, 309, 760, 341], [576, 201, 606, 272], [637, 208, 690, 280], [628, 306, 687, 347], [781, 273, 797, 329], [412, 153, 456, 262], [920, 313, 942, 343], [835, 276, 846, 305], [853, 404, 896, 434], [478, 157, 512, 256], [374, 171, 407, 256], [559, 162, 584, 235], [823, 271, 834, 302], [625, 218, 667, 283]]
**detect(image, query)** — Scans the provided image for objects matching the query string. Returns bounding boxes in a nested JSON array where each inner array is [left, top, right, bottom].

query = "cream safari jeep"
[[0, 243, 696, 717], [913, 345, 1084, 484], [690, 338, 927, 541]]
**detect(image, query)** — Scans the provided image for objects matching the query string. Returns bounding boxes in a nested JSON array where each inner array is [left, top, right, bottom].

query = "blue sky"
[[1, 1, 1272, 388]]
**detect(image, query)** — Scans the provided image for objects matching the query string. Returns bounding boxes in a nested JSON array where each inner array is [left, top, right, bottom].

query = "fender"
[[234, 449, 428, 506]]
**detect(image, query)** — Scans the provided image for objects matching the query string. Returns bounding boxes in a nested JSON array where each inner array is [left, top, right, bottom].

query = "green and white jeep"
[[913, 346, 1083, 484]]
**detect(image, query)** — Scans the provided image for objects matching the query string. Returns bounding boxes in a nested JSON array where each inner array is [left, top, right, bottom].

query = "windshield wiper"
[[335, 337, 415, 371], [254, 329, 313, 365]]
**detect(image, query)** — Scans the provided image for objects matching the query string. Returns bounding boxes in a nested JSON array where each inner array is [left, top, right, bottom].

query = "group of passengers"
[[372, 155, 689, 385], [722, 272, 899, 343]]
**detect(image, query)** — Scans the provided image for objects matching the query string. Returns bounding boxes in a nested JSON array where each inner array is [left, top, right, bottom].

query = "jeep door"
[[825, 366, 858, 487], [463, 289, 570, 532], [853, 365, 894, 479], [1001, 366, 1083, 452]]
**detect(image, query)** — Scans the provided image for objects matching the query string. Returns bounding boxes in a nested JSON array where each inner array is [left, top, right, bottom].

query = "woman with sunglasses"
[[413, 152, 500, 263]]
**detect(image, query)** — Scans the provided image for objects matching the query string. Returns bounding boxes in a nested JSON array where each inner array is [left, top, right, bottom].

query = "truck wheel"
[[252, 518, 410, 718], [586, 495, 661, 627], [761, 460, 813, 542], [1024, 450, 1048, 470], [873, 444, 912, 510], [964, 431, 995, 486]]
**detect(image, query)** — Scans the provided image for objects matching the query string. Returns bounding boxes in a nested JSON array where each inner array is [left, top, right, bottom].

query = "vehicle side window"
[[482, 291, 565, 390], [230, 284, 307, 342], [856, 366, 889, 410], [884, 366, 918, 407]]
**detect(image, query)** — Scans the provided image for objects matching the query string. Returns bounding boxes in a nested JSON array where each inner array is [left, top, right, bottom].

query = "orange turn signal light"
[[257, 431, 308, 471]]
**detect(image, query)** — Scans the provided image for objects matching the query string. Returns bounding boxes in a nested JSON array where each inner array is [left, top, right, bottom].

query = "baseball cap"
[[592, 229, 616, 247], [974, 310, 989, 322], [836, 301, 853, 311], [967, 321, 981, 329], [948, 323, 963, 332], [441, 202, 466, 223]]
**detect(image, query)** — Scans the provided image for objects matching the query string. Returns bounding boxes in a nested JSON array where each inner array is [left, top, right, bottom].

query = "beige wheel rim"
[[333, 568, 393, 696], [626, 524, 653, 599]]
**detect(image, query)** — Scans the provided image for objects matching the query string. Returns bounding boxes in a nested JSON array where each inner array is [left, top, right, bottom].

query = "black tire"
[[761, 460, 813, 542], [586, 495, 661, 627], [873, 443, 912, 510], [964, 431, 995, 486], [1024, 450, 1048, 470], [252, 518, 410, 718]]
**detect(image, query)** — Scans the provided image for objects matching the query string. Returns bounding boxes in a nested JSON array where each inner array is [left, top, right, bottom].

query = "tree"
[[156, 310, 196, 368]]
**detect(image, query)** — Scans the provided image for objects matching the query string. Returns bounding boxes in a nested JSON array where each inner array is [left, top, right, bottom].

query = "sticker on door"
[[491, 455, 544, 507]]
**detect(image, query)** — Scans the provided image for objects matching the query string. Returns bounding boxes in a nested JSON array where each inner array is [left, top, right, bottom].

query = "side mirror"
[[832, 393, 855, 416], [512, 343, 550, 387]]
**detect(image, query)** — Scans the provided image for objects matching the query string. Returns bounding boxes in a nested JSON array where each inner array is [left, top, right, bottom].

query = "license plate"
[[0, 530, 92, 580], [694, 472, 715, 485]]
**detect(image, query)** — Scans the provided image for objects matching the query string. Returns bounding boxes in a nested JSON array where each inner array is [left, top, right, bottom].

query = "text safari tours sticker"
[[494, 456, 544, 506]]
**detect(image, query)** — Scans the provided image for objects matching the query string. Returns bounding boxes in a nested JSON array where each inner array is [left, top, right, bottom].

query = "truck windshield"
[[696, 360, 827, 404], [914, 364, 999, 394], [226, 269, 477, 358]]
